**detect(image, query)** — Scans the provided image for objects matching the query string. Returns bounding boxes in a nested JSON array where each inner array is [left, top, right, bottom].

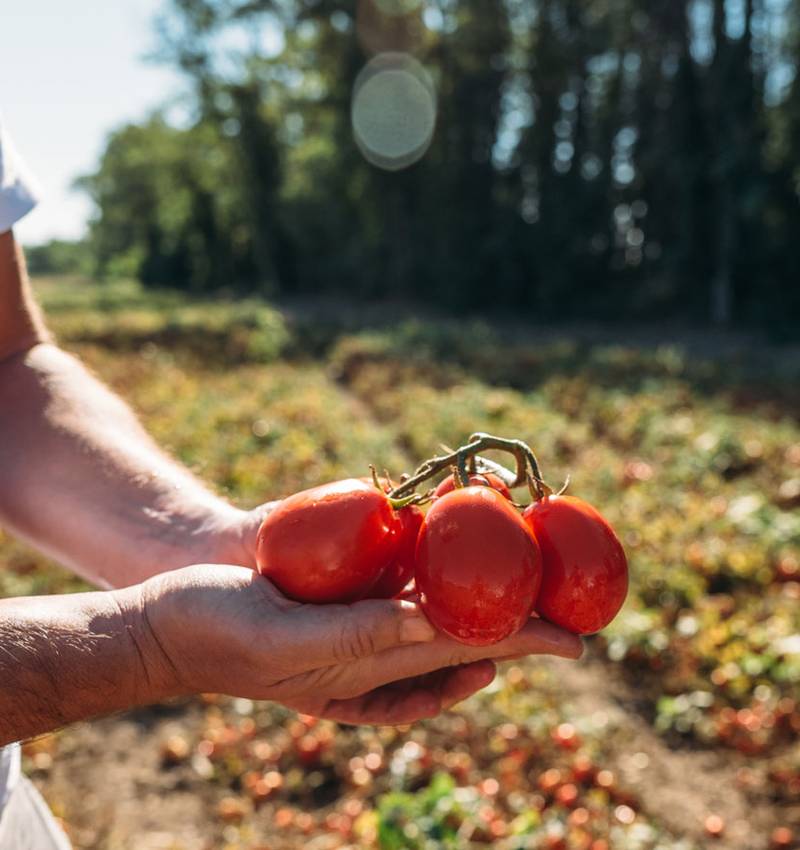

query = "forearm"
[[0, 343, 251, 588], [0, 587, 178, 747], [0, 231, 50, 360]]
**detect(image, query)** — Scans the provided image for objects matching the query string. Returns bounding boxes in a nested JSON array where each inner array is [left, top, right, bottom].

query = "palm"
[[195, 504, 583, 725]]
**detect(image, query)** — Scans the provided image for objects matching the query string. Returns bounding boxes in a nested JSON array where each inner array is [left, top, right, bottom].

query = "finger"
[[335, 618, 581, 697], [282, 597, 437, 670], [321, 685, 441, 726], [440, 660, 496, 710], [239, 502, 281, 567], [320, 660, 495, 724]]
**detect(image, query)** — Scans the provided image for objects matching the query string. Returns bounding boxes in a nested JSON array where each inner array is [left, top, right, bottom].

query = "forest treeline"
[[61, 0, 800, 329]]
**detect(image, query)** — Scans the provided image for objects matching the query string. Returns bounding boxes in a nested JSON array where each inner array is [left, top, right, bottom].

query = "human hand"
[[134, 564, 582, 725], [202, 502, 278, 569]]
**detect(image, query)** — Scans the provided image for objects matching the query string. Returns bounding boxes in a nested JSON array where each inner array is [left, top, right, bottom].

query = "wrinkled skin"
[[142, 564, 583, 726]]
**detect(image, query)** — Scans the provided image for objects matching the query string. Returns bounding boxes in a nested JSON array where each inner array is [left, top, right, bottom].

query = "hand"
[[136, 564, 582, 725], [204, 501, 278, 569]]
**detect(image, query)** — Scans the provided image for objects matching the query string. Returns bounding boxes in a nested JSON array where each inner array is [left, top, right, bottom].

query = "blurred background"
[[4, 0, 800, 330], [2, 1, 800, 849]]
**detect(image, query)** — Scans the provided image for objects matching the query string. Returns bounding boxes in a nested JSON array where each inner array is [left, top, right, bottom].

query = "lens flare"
[[351, 53, 437, 171]]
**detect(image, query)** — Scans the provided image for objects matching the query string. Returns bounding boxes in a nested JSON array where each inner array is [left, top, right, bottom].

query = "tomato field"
[[2, 278, 798, 850]]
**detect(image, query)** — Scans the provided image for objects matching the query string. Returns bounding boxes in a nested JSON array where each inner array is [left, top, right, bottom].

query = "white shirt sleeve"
[[0, 114, 41, 234]]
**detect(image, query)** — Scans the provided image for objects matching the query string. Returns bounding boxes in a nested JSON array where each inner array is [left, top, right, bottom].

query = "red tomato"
[[523, 496, 628, 635], [434, 472, 512, 500], [416, 487, 542, 645], [369, 504, 424, 598], [256, 479, 400, 603]]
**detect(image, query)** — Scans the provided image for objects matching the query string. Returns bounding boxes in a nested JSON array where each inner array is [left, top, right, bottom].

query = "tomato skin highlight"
[[256, 479, 401, 604], [369, 504, 424, 598], [523, 495, 628, 635], [434, 472, 512, 501], [416, 487, 542, 646]]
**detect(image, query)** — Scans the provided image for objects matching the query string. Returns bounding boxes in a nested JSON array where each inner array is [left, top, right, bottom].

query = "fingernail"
[[559, 634, 584, 658], [542, 625, 583, 657], [401, 615, 437, 643]]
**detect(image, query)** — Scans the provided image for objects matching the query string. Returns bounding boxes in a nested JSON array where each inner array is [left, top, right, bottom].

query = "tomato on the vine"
[[256, 479, 401, 603], [434, 472, 512, 501], [416, 486, 542, 645], [369, 504, 424, 598], [523, 495, 628, 635]]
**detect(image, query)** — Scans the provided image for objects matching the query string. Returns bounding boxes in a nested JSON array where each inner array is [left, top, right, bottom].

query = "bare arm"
[[0, 564, 581, 746], [0, 229, 49, 360], [0, 230, 257, 588], [0, 584, 173, 746], [0, 230, 582, 735]]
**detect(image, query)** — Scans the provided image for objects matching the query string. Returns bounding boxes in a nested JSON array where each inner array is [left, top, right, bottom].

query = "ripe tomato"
[[434, 472, 512, 501], [416, 487, 542, 645], [369, 504, 424, 598], [256, 478, 400, 603], [523, 496, 628, 635]]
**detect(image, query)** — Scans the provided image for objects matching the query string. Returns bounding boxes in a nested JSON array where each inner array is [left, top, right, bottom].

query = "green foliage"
[[4, 278, 798, 844], [41, 279, 291, 364], [377, 773, 463, 848], [24, 240, 92, 277], [74, 0, 800, 329], [77, 117, 263, 292]]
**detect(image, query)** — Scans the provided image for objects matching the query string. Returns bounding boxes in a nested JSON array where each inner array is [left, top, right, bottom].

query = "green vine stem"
[[387, 433, 552, 503], [467, 432, 547, 491]]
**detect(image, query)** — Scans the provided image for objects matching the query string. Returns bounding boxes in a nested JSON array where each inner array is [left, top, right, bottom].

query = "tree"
[[75, 0, 799, 331]]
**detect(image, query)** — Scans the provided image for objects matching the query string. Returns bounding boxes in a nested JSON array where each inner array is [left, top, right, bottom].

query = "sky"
[[0, 0, 183, 244]]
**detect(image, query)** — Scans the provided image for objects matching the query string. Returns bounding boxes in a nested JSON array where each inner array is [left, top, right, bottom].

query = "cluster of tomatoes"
[[255, 433, 628, 643]]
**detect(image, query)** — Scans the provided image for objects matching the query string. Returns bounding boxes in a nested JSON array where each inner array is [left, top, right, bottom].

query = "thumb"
[[285, 597, 437, 669], [238, 501, 281, 568]]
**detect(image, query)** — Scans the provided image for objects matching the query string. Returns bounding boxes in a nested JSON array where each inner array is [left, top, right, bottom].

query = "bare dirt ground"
[[27, 648, 788, 850], [544, 651, 780, 850], [13, 298, 798, 849]]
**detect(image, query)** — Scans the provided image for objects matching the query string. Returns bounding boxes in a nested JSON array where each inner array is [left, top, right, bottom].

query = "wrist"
[[201, 502, 279, 570], [110, 584, 190, 704], [136, 503, 254, 578], [201, 507, 256, 568]]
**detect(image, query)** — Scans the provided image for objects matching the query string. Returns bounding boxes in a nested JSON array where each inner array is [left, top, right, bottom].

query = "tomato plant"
[[416, 486, 542, 645], [523, 496, 628, 635], [255, 478, 401, 603]]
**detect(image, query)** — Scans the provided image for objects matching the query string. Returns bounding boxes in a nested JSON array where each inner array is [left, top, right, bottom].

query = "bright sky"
[[0, 0, 183, 244]]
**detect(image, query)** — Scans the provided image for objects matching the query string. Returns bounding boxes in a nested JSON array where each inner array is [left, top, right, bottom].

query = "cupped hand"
[[138, 564, 582, 726], [205, 501, 278, 570]]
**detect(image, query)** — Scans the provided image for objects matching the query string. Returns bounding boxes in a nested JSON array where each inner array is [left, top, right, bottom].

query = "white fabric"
[[0, 744, 20, 813], [0, 114, 41, 234], [0, 775, 72, 849]]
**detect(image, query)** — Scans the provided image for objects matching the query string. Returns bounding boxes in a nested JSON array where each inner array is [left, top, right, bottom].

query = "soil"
[[27, 649, 787, 850]]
